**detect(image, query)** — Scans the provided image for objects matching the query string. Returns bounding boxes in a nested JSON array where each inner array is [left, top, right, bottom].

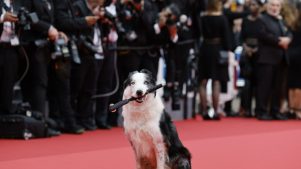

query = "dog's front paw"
[[174, 158, 191, 169]]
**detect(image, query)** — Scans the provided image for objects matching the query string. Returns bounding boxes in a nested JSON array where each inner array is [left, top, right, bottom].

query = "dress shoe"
[[283, 111, 296, 119], [226, 111, 239, 117], [47, 128, 61, 137], [212, 113, 221, 120], [273, 113, 289, 120], [97, 123, 112, 130], [80, 123, 97, 131], [257, 113, 274, 120], [202, 113, 211, 120], [62, 124, 85, 134]]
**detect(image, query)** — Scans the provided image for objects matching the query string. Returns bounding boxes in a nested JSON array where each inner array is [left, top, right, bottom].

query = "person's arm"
[[22, 0, 53, 36], [0, 12, 18, 23], [53, 0, 90, 32]]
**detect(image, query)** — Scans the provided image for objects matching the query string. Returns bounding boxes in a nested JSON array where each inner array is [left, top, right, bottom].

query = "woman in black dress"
[[287, 2, 301, 119], [199, 0, 231, 120], [239, 0, 263, 117]]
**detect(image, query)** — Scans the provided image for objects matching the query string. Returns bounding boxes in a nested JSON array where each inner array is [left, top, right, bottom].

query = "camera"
[[166, 13, 176, 26], [164, 3, 180, 26], [17, 7, 39, 30], [51, 37, 70, 60], [115, 5, 137, 39]]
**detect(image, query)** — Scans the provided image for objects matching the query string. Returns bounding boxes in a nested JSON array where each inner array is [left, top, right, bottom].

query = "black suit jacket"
[[72, 0, 95, 39], [257, 13, 292, 65], [20, 0, 56, 43], [53, 0, 89, 36]]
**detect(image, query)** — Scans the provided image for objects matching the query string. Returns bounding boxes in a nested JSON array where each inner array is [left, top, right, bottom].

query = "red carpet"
[[0, 118, 301, 169]]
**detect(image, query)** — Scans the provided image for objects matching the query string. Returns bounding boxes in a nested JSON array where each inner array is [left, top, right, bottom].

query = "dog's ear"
[[123, 71, 138, 89], [140, 69, 156, 85], [140, 69, 152, 77]]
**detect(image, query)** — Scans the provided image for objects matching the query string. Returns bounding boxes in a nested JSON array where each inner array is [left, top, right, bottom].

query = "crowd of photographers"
[[0, 0, 205, 137], [0, 0, 300, 138]]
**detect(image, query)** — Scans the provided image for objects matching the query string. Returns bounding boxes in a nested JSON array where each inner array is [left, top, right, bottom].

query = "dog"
[[122, 69, 191, 169]]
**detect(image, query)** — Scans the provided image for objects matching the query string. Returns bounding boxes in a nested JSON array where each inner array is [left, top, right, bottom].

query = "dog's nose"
[[136, 90, 143, 97]]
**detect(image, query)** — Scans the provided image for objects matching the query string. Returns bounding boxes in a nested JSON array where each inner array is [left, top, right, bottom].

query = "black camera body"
[[17, 7, 39, 30], [166, 14, 177, 26], [164, 3, 181, 27], [51, 37, 70, 60]]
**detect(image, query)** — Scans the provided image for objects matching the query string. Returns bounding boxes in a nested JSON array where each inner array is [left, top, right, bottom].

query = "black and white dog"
[[122, 69, 191, 169]]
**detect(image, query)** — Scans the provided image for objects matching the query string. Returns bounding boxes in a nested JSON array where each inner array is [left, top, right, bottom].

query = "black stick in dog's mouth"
[[133, 84, 163, 103], [109, 84, 163, 111]]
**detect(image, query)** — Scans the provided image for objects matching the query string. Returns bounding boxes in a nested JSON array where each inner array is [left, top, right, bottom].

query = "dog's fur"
[[122, 69, 191, 169]]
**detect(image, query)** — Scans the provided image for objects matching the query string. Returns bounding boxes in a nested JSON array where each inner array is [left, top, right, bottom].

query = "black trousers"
[[70, 52, 102, 125], [255, 62, 287, 115], [0, 45, 20, 114], [240, 78, 255, 113], [48, 58, 77, 126], [21, 44, 50, 114], [95, 49, 116, 125], [165, 44, 193, 85]]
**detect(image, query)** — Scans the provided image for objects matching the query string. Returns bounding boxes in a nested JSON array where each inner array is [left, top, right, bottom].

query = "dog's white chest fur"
[[122, 92, 167, 168]]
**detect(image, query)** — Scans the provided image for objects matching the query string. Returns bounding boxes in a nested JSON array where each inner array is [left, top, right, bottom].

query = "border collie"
[[122, 69, 191, 169]]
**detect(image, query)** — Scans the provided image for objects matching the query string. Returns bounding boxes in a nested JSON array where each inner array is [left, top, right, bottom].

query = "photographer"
[[54, 0, 108, 130], [94, 0, 118, 129], [0, 0, 20, 115], [19, 0, 84, 134], [107, 0, 161, 125], [153, 3, 182, 102]]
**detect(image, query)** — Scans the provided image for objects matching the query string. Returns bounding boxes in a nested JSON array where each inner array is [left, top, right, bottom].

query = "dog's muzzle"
[[135, 90, 145, 103]]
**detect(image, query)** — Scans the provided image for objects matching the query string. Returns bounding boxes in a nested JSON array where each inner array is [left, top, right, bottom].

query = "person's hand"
[[244, 45, 253, 57], [48, 26, 59, 41], [223, 0, 233, 9], [168, 24, 177, 38], [158, 11, 167, 28], [85, 16, 100, 26], [252, 47, 258, 53], [58, 32, 69, 42], [3, 12, 18, 22], [278, 37, 291, 49], [98, 7, 106, 20]]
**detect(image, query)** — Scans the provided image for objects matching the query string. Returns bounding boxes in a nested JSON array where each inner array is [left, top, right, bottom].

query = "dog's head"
[[123, 69, 156, 104]]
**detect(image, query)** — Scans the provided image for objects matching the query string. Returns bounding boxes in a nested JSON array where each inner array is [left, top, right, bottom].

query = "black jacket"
[[257, 13, 292, 65], [21, 0, 55, 43], [53, 0, 89, 36]]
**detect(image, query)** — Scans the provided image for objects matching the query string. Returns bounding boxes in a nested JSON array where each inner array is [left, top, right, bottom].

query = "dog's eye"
[[144, 81, 149, 85], [130, 81, 135, 86]]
